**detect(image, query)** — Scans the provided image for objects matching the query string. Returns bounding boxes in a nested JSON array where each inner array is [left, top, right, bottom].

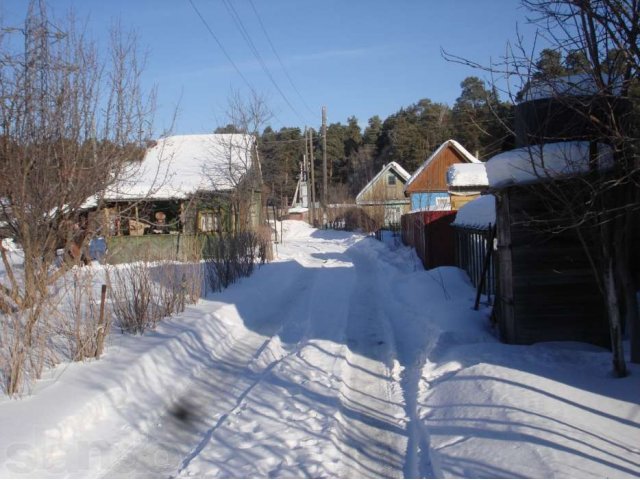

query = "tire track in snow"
[[177, 337, 305, 475], [177, 252, 322, 475], [175, 239, 335, 478], [178, 233, 407, 478], [356, 239, 436, 478], [101, 229, 414, 478], [328, 246, 408, 478]]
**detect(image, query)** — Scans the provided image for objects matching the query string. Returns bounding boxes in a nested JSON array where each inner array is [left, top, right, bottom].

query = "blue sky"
[[2, 1, 542, 136]]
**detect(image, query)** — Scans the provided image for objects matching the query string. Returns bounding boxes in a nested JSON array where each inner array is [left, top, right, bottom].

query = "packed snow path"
[[103, 223, 416, 478]]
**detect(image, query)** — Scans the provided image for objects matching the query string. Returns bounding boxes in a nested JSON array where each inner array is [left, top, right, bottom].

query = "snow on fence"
[[453, 224, 496, 303]]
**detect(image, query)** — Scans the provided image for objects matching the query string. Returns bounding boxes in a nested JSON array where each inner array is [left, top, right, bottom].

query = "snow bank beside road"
[[0, 305, 228, 477], [359, 233, 640, 478], [414, 272, 640, 478], [423, 348, 640, 478]]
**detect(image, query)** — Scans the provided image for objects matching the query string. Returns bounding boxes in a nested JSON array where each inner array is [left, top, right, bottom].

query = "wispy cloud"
[[159, 45, 389, 83], [288, 47, 373, 63]]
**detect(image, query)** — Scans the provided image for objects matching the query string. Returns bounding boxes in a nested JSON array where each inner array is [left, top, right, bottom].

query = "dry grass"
[[62, 269, 110, 361], [203, 231, 269, 293]]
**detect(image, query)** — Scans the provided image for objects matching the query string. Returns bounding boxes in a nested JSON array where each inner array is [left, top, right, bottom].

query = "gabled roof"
[[404, 139, 480, 194], [356, 161, 410, 204], [105, 133, 255, 201]]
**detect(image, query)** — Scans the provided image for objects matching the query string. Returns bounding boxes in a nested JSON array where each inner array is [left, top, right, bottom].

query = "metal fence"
[[453, 224, 496, 303], [401, 211, 456, 269]]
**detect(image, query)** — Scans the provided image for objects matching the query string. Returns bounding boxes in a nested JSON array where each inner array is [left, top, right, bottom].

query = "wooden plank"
[[496, 192, 516, 342]]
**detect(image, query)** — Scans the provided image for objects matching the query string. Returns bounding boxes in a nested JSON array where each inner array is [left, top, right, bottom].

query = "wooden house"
[[103, 133, 262, 237], [356, 162, 410, 227], [487, 144, 611, 346], [446, 162, 489, 210], [404, 139, 480, 212]]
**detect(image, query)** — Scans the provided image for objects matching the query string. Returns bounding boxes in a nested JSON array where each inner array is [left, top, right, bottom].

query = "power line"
[[220, 0, 309, 126], [187, 0, 289, 127], [187, 0, 255, 93], [247, 0, 315, 117]]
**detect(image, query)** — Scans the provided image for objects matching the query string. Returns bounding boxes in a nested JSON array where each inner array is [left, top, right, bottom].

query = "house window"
[[384, 206, 401, 226], [434, 196, 452, 210], [198, 211, 219, 232], [387, 174, 396, 186]]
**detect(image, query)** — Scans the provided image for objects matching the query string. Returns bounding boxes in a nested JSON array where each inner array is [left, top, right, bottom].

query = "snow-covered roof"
[[404, 139, 480, 194], [356, 161, 411, 204], [520, 73, 623, 103], [288, 206, 308, 214], [486, 141, 613, 189], [105, 133, 255, 201], [447, 163, 489, 188], [452, 194, 496, 229]]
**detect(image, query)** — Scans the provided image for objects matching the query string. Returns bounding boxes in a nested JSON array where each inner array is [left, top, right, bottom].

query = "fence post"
[[474, 223, 497, 310], [452, 224, 496, 304], [95, 284, 108, 358]]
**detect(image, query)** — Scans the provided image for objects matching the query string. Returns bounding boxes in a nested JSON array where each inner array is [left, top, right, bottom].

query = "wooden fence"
[[453, 224, 496, 304]]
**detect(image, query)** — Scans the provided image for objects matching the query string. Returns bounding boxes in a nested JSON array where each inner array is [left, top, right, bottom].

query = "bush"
[[203, 231, 269, 294], [107, 257, 204, 335], [108, 263, 158, 334], [64, 269, 110, 361], [324, 207, 379, 232]]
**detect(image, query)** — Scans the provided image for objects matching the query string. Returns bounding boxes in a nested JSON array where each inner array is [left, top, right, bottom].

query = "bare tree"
[[446, 0, 639, 375], [0, 1, 155, 394], [203, 90, 271, 233]]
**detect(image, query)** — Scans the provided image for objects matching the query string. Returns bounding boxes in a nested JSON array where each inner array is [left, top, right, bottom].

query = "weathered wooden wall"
[[450, 193, 480, 210], [494, 187, 609, 347], [515, 96, 632, 148], [358, 170, 408, 203]]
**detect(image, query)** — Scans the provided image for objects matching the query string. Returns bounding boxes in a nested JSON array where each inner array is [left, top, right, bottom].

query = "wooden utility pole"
[[304, 128, 313, 225], [308, 129, 317, 226], [303, 126, 309, 192], [322, 106, 328, 218]]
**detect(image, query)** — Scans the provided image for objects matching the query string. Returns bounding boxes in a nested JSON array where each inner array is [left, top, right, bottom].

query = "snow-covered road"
[[1, 221, 638, 478], [102, 223, 416, 478]]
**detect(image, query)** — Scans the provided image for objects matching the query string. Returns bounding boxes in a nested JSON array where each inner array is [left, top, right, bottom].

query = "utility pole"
[[322, 106, 328, 222], [305, 127, 314, 225], [308, 128, 317, 226]]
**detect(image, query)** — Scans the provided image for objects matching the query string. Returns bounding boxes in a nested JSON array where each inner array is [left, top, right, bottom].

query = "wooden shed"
[[487, 142, 612, 347], [356, 162, 411, 227], [493, 184, 608, 346], [481, 74, 639, 348], [404, 139, 480, 211]]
